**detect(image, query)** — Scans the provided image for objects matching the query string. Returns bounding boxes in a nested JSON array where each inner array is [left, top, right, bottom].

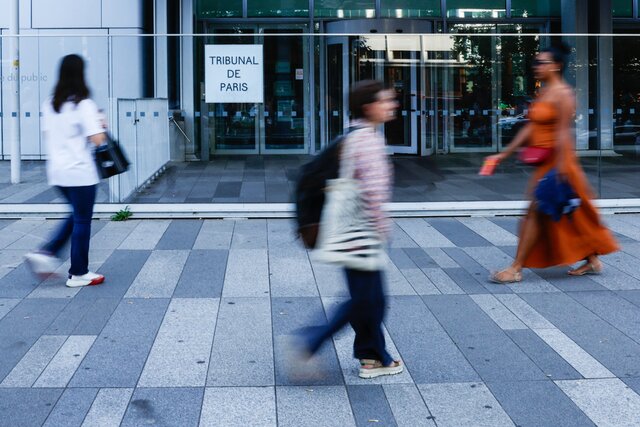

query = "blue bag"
[[534, 169, 581, 221]]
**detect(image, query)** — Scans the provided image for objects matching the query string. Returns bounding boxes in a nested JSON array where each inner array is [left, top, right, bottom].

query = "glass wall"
[[446, 0, 506, 18], [315, 0, 376, 18], [380, 0, 441, 18]]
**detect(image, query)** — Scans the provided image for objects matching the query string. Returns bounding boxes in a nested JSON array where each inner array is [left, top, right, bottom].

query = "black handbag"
[[94, 134, 130, 179]]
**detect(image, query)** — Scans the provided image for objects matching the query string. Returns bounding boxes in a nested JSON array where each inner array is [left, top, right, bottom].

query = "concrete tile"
[[231, 219, 268, 249], [383, 384, 436, 427], [121, 388, 204, 427], [272, 297, 343, 386], [0, 250, 25, 280], [75, 250, 151, 299], [0, 388, 62, 427], [395, 219, 455, 248], [400, 268, 441, 295], [269, 248, 318, 297], [556, 378, 640, 427], [382, 254, 419, 296], [0, 335, 66, 387], [0, 336, 38, 385], [310, 259, 349, 297], [423, 295, 546, 382], [223, 249, 270, 297], [193, 219, 235, 249], [139, 298, 218, 387], [125, 250, 189, 298], [532, 267, 607, 292], [623, 377, 640, 395], [388, 222, 420, 248], [387, 248, 419, 270], [421, 268, 464, 294], [587, 264, 640, 290], [0, 299, 20, 321], [45, 297, 120, 336], [385, 296, 479, 383], [5, 220, 61, 251], [173, 250, 227, 298], [322, 297, 412, 385], [0, 262, 42, 298], [33, 335, 96, 388], [200, 387, 276, 427], [208, 298, 273, 386], [155, 220, 203, 250], [489, 217, 520, 235], [487, 380, 594, 427], [69, 299, 169, 388], [427, 218, 492, 247], [423, 248, 459, 268], [266, 219, 301, 250], [118, 219, 171, 250], [441, 248, 512, 295], [0, 298, 69, 338], [494, 294, 556, 329], [444, 267, 492, 294], [82, 388, 133, 427], [347, 385, 397, 426], [0, 219, 43, 249], [532, 328, 614, 379], [43, 388, 99, 427], [605, 217, 640, 241], [470, 294, 527, 330], [457, 217, 518, 246], [418, 382, 514, 427], [90, 220, 140, 250], [276, 386, 355, 427], [401, 248, 438, 269]]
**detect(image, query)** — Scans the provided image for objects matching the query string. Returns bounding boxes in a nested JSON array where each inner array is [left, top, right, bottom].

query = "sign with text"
[[205, 44, 264, 103]]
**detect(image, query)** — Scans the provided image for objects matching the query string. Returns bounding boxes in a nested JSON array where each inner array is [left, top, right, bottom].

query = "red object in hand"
[[479, 158, 499, 176]]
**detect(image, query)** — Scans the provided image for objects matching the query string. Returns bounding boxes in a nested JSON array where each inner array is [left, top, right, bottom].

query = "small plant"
[[111, 206, 133, 221]]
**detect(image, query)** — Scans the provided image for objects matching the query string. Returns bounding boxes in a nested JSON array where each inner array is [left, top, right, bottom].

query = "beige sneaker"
[[66, 272, 105, 288], [359, 359, 404, 379]]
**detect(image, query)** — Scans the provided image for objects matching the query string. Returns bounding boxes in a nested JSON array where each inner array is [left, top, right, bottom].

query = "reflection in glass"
[[380, 0, 440, 18], [315, 0, 376, 18], [511, 0, 560, 17], [446, 0, 506, 18], [248, 0, 309, 17], [612, 0, 633, 17], [196, 0, 242, 18]]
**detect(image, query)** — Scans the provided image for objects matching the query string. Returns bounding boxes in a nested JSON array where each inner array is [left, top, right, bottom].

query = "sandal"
[[359, 359, 403, 379], [489, 268, 522, 284], [568, 261, 602, 276]]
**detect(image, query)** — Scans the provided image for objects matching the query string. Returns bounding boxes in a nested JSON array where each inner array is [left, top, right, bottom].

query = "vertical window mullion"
[[243, 0, 247, 18]]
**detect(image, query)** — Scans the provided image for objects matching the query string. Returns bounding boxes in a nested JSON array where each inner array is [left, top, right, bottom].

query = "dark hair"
[[52, 54, 90, 113], [541, 42, 571, 72], [349, 80, 387, 119]]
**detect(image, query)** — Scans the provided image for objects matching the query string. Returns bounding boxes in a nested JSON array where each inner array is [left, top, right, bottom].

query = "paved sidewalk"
[[2, 215, 640, 426]]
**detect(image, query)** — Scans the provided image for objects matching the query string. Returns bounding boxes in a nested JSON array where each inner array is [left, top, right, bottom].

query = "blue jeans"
[[305, 268, 393, 366], [43, 185, 96, 276]]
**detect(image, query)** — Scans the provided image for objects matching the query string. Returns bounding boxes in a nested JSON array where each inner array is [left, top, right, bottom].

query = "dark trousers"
[[43, 185, 96, 276], [307, 268, 393, 366]]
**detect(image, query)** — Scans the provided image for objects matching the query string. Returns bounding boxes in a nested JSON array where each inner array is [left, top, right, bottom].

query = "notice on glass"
[[205, 44, 264, 103]]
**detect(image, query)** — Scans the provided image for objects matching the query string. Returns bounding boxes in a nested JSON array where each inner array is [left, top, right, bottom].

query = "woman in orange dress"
[[488, 44, 619, 284]]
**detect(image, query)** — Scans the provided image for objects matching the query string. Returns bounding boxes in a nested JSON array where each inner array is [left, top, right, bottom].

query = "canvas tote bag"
[[312, 138, 385, 271]]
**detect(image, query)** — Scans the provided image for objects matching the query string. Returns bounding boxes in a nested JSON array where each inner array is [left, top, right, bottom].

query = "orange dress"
[[521, 101, 619, 268]]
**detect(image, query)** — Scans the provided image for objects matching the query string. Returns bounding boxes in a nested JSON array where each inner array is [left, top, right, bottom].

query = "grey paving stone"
[[0, 262, 42, 299], [494, 294, 555, 329], [266, 219, 301, 250], [489, 217, 520, 235], [34, 335, 96, 388], [623, 377, 640, 395], [75, 250, 151, 299], [532, 328, 614, 379], [617, 290, 640, 308], [5, 220, 61, 250], [45, 297, 121, 336], [155, 220, 203, 250], [214, 181, 242, 198], [223, 249, 270, 297], [310, 259, 349, 297], [347, 385, 397, 427], [82, 388, 133, 427], [0, 335, 66, 387], [387, 248, 419, 270], [388, 222, 420, 248], [556, 378, 640, 427], [276, 386, 355, 427], [43, 388, 99, 427], [395, 219, 455, 248], [421, 268, 465, 294], [400, 268, 441, 295], [486, 380, 595, 427], [322, 297, 412, 385], [457, 217, 518, 246], [118, 219, 171, 250], [121, 388, 204, 427], [418, 382, 514, 427], [401, 248, 439, 269], [0, 219, 43, 250], [200, 387, 276, 427], [138, 298, 219, 387], [125, 250, 189, 298], [0, 388, 62, 427], [0, 336, 38, 385], [427, 218, 492, 247], [443, 267, 491, 294], [0, 298, 69, 338], [522, 292, 640, 377], [532, 267, 607, 292], [605, 216, 640, 241], [269, 247, 318, 297], [0, 250, 25, 280], [442, 248, 513, 295], [382, 254, 420, 296], [587, 265, 640, 290], [193, 219, 235, 249], [506, 330, 582, 380], [423, 248, 459, 268], [173, 250, 228, 298], [385, 296, 479, 383], [422, 295, 546, 382], [90, 220, 140, 250], [0, 299, 20, 321], [383, 384, 436, 427], [470, 294, 527, 330], [69, 299, 169, 388], [208, 298, 273, 386], [272, 297, 343, 386], [231, 219, 268, 249]]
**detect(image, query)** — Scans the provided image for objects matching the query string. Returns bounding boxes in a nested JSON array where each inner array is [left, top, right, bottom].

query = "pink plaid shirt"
[[341, 119, 394, 237]]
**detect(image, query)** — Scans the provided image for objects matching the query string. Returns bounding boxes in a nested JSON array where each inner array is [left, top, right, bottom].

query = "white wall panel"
[[0, 0, 32, 29], [32, 0, 102, 29], [102, 0, 144, 29], [109, 29, 144, 101], [155, 0, 168, 98]]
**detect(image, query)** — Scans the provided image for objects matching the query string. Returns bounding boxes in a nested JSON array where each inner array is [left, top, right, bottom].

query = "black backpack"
[[294, 127, 361, 248]]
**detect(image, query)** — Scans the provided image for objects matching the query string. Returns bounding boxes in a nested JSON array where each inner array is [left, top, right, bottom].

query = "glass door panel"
[[326, 38, 347, 142]]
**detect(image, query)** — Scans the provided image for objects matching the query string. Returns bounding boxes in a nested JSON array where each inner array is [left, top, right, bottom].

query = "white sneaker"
[[24, 252, 59, 276], [66, 272, 105, 288]]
